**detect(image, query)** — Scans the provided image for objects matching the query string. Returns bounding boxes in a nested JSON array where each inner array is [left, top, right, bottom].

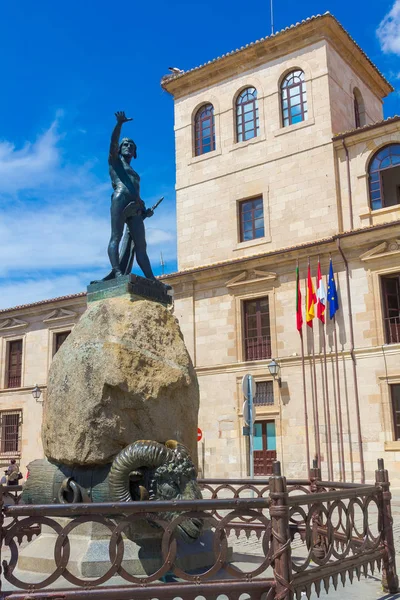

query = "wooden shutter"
[[55, 331, 71, 354], [7, 340, 23, 388], [243, 298, 271, 360], [382, 276, 400, 344]]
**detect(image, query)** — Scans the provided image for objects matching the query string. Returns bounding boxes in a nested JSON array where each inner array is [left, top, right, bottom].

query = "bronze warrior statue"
[[101, 111, 160, 281]]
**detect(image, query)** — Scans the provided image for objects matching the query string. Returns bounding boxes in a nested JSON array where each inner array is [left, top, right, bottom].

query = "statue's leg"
[[108, 194, 125, 275], [127, 216, 156, 280]]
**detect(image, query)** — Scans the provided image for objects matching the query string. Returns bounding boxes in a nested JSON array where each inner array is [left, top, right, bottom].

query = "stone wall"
[[334, 124, 400, 232], [169, 234, 400, 484], [174, 40, 340, 270], [0, 296, 86, 472]]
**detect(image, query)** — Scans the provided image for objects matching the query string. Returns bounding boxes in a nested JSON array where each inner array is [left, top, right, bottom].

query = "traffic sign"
[[242, 400, 257, 426], [197, 427, 203, 442], [242, 374, 256, 400]]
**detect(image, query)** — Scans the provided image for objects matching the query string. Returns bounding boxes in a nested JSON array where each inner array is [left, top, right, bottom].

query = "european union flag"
[[327, 259, 339, 319]]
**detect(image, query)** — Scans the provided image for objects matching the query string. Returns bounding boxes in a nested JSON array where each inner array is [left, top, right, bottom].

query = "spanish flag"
[[306, 263, 317, 328]]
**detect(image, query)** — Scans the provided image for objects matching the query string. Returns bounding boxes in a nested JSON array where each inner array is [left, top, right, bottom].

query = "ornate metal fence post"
[[269, 461, 293, 600], [376, 458, 399, 593], [309, 457, 321, 493], [309, 458, 326, 560], [0, 484, 4, 595]]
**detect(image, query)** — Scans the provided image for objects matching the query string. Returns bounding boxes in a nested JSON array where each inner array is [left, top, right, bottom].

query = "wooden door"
[[253, 420, 277, 475]]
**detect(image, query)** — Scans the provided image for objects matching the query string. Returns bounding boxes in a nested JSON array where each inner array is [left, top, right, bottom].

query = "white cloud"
[[0, 274, 90, 310], [0, 117, 177, 309], [0, 202, 176, 278], [377, 0, 400, 55], [0, 122, 60, 193]]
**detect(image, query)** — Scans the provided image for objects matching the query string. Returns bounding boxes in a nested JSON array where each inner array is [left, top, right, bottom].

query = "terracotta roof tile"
[[161, 220, 400, 280], [161, 13, 392, 93], [333, 115, 400, 140], [2, 220, 399, 310], [0, 292, 87, 314]]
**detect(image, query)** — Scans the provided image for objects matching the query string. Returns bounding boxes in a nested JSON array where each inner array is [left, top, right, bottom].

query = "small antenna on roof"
[[270, 0, 274, 35]]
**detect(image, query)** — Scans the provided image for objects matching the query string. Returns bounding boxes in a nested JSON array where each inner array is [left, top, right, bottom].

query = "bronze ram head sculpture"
[[22, 439, 203, 543], [109, 440, 203, 542]]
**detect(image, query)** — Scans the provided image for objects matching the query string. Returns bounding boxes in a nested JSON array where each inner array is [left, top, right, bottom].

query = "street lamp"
[[32, 384, 43, 403], [268, 359, 282, 388]]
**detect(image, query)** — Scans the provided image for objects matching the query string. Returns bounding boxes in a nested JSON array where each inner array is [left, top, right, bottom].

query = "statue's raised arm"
[[108, 111, 133, 164]]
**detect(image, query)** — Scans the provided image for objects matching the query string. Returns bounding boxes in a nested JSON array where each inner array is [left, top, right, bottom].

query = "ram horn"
[[165, 440, 193, 459], [109, 440, 174, 503]]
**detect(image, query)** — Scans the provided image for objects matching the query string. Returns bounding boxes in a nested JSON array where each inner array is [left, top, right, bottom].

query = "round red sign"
[[197, 427, 202, 442]]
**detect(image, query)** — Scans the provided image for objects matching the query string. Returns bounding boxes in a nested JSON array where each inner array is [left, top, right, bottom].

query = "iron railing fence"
[[244, 335, 271, 361], [385, 315, 400, 344], [5, 377, 21, 390], [0, 460, 397, 600]]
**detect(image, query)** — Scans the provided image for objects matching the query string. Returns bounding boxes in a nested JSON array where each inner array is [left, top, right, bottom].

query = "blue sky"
[[0, 0, 399, 309]]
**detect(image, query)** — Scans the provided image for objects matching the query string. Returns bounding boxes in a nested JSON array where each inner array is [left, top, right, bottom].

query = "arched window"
[[354, 95, 361, 128], [369, 144, 400, 210], [236, 87, 259, 142], [281, 70, 308, 127], [353, 88, 365, 128], [194, 104, 215, 156]]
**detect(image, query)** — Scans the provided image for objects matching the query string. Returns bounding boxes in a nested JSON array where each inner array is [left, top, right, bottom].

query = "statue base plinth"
[[17, 518, 221, 579], [87, 274, 172, 305]]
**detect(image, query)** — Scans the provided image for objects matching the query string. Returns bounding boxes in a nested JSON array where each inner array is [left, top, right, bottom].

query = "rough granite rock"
[[42, 297, 199, 466]]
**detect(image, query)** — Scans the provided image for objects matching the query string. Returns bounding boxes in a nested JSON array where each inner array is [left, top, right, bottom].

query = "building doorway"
[[253, 420, 277, 475]]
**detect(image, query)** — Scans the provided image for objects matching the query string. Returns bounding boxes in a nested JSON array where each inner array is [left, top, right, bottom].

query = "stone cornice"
[[195, 343, 400, 376], [332, 117, 400, 146], [161, 14, 392, 100], [0, 296, 86, 319], [164, 221, 400, 286]]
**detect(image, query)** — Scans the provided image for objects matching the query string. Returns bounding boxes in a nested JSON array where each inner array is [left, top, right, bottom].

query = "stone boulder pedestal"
[[20, 279, 213, 583], [42, 286, 199, 466]]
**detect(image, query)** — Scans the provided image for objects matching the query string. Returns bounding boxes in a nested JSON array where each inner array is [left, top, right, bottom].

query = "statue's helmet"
[[119, 137, 137, 157]]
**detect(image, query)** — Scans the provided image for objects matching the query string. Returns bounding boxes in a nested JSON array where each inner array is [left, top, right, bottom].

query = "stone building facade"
[[1, 13, 399, 486], [161, 13, 400, 483], [0, 294, 86, 474]]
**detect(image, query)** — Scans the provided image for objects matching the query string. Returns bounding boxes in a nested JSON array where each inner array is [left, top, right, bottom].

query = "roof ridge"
[[333, 115, 400, 139], [161, 220, 400, 279], [161, 13, 392, 94], [0, 292, 87, 314]]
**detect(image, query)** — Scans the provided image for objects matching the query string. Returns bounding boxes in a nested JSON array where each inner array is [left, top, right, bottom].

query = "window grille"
[[254, 381, 274, 406], [243, 298, 271, 361], [382, 275, 400, 344], [0, 410, 22, 455], [391, 384, 400, 440]]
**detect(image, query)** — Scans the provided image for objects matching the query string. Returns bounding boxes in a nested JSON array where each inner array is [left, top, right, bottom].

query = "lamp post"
[[268, 359, 282, 388], [32, 384, 43, 403]]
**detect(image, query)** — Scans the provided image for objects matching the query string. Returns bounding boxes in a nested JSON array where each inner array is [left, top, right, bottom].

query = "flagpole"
[[328, 255, 345, 482], [300, 331, 311, 472], [306, 262, 321, 469], [333, 314, 345, 481], [297, 260, 310, 471], [310, 330, 321, 469], [336, 240, 365, 484], [317, 258, 333, 480], [321, 319, 333, 480]]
